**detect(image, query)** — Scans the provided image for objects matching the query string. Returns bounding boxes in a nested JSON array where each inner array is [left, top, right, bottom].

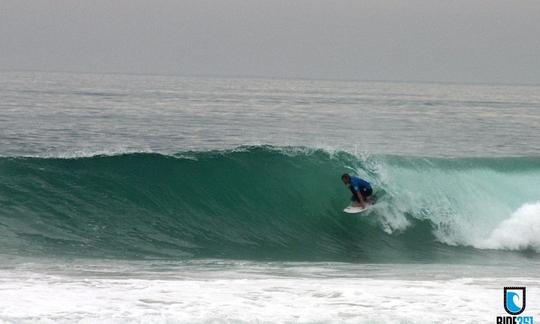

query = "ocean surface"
[[0, 71, 539, 323]]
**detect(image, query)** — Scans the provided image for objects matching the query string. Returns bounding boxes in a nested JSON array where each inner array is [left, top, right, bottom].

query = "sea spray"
[[476, 202, 540, 252]]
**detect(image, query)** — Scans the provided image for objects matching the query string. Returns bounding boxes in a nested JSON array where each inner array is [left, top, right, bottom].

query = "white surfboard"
[[343, 204, 373, 214]]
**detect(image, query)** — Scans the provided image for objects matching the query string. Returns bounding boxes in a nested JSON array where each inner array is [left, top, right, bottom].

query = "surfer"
[[341, 173, 373, 208]]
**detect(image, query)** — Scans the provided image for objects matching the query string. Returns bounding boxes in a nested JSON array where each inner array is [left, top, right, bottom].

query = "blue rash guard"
[[349, 176, 373, 201]]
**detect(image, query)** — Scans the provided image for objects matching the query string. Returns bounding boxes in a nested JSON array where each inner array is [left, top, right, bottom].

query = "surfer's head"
[[341, 173, 351, 185]]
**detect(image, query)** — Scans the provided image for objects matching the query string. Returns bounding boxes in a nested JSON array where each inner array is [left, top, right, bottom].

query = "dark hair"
[[341, 173, 350, 179]]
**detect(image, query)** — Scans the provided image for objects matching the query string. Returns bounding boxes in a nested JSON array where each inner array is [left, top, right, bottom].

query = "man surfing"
[[341, 173, 373, 209]]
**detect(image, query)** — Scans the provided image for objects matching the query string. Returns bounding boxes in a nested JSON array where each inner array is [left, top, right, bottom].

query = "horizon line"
[[1, 67, 539, 88]]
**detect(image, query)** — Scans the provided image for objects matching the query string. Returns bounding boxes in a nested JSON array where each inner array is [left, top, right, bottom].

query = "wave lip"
[[0, 146, 539, 261]]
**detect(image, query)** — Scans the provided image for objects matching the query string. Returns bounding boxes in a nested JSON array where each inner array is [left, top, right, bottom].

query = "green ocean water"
[[1, 146, 539, 262]]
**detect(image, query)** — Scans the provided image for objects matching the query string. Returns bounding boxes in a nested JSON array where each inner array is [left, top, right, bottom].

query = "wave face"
[[1, 146, 539, 261]]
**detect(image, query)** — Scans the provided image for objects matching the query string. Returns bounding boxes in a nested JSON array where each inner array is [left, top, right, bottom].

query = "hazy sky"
[[1, 0, 539, 84]]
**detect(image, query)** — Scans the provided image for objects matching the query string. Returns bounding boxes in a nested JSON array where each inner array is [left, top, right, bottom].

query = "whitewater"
[[1, 71, 539, 323]]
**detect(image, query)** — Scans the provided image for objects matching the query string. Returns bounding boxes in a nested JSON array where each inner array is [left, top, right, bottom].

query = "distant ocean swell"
[[0, 146, 539, 261]]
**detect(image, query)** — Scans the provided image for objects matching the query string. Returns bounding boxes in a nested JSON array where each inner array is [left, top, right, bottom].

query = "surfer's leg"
[[360, 187, 373, 199], [360, 188, 374, 204]]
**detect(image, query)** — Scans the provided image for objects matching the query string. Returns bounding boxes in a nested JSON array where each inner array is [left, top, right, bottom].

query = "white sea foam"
[[0, 261, 537, 323], [475, 202, 540, 252]]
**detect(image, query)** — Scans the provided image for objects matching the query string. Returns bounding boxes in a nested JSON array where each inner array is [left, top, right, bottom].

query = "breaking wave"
[[0, 146, 539, 261]]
